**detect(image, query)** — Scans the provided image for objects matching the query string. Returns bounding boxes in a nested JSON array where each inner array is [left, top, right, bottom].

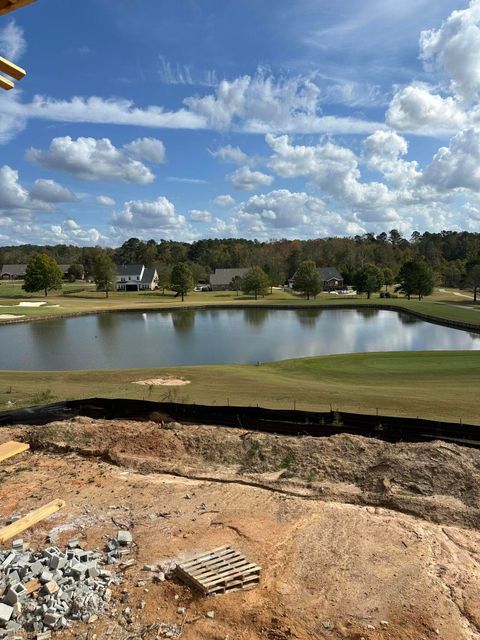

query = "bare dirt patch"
[[132, 377, 191, 386], [3, 418, 480, 639]]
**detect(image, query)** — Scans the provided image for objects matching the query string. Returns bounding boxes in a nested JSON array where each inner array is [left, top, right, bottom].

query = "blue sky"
[[1, 0, 480, 246]]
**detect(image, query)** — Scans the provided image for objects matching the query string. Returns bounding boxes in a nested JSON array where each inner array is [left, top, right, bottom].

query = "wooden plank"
[[0, 441, 30, 463], [202, 563, 260, 587], [194, 556, 251, 581], [0, 499, 65, 544], [176, 567, 207, 593], [208, 578, 259, 595], [189, 550, 242, 576], [180, 546, 232, 569], [0, 74, 14, 91], [0, 0, 36, 16], [0, 57, 26, 81], [25, 578, 41, 594]]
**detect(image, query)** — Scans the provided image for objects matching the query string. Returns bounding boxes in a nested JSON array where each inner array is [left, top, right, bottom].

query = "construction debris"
[[176, 545, 261, 596], [0, 537, 123, 637], [0, 500, 66, 545], [0, 441, 29, 464]]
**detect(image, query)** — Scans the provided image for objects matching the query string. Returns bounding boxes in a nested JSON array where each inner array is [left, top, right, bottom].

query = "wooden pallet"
[[176, 545, 261, 595]]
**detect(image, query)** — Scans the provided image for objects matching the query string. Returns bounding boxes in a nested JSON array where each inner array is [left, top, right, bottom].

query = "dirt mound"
[[5, 418, 480, 639], [24, 417, 480, 528], [132, 377, 190, 386]]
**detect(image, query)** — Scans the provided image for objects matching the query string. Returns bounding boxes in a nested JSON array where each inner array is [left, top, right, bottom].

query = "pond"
[[1, 308, 479, 371]]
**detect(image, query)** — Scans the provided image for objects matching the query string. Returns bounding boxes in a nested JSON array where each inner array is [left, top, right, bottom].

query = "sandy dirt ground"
[[2, 417, 480, 640], [132, 378, 191, 386]]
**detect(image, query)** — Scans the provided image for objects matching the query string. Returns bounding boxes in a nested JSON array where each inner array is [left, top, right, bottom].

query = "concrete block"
[[6, 571, 20, 586], [39, 571, 53, 584], [0, 554, 15, 569], [42, 612, 60, 628], [0, 603, 13, 623], [117, 530, 133, 546], [29, 561, 44, 577], [49, 555, 67, 571], [42, 581, 58, 595], [3, 584, 27, 605]]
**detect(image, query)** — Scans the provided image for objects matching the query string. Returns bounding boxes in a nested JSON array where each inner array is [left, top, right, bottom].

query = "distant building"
[[209, 268, 249, 291], [289, 266, 344, 291], [116, 264, 158, 291], [0, 264, 27, 280], [0, 263, 72, 280]]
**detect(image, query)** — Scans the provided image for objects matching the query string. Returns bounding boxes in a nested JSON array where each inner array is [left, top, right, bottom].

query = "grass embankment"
[[0, 283, 479, 328], [1, 351, 479, 425]]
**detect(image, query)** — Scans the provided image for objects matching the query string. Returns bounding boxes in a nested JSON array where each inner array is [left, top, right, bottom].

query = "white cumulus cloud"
[[112, 196, 195, 240], [386, 84, 467, 135], [30, 179, 79, 203], [227, 166, 273, 191], [189, 209, 212, 222], [123, 137, 166, 164], [26, 136, 155, 183], [423, 128, 480, 191], [420, 0, 480, 104], [209, 145, 249, 164], [96, 195, 116, 206], [213, 194, 235, 207]]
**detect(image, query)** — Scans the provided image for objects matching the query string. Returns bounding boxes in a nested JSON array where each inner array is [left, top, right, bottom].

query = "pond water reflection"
[[1, 308, 479, 370]]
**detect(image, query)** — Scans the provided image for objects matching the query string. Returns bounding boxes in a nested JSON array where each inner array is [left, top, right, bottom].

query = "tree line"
[[2, 229, 479, 301]]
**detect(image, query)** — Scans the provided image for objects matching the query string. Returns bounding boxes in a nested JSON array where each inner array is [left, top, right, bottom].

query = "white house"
[[116, 264, 158, 291]]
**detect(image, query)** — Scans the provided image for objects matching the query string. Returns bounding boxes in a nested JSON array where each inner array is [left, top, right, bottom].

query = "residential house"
[[0, 264, 28, 280], [209, 267, 249, 291], [289, 266, 344, 291], [0, 264, 73, 280], [116, 264, 158, 291]]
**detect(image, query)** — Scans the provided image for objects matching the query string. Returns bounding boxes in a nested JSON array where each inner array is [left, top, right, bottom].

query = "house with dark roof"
[[0, 263, 72, 280], [116, 265, 158, 291], [0, 264, 28, 279], [289, 266, 344, 291], [209, 268, 249, 291]]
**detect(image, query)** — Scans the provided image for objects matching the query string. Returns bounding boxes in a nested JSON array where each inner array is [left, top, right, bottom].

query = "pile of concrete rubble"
[[0, 532, 130, 639]]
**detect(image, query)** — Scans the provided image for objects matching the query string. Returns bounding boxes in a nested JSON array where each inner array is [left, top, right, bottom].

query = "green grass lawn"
[[1, 351, 479, 425], [1, 284, 478, 425]]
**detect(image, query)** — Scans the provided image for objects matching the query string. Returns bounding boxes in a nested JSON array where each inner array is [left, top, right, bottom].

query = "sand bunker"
[[132, 377, 191, 386], [0, 302, 47, 308], [0, 314, 25, 320], [18, 302, 48, 307]]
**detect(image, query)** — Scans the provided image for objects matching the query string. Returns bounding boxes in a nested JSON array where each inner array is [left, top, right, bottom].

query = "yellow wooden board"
[[0, 0, 36, 16], [0, 56, 26, 81], [0, 74, 14, 91], [0, 499, 65, 544], [0, 441, 30, 463]]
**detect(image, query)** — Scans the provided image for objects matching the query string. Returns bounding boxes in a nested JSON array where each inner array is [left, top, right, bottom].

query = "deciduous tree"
[[383, 267, 395, 291], [397, 259, 434, 300], [23, 254, 63, 297], [352, 263, 384, 299], [242, 266, 270, 300], [93, 252, 117, 298], [293, 260, 322, 300], [171, 262, 194, 302], [67, 263, 84, 282], [465, 260, 480, 303]]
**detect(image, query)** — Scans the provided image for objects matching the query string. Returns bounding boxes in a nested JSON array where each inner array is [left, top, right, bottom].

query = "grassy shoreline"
[[1, 285, 479, 331], [1, 351, 479, 425]]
